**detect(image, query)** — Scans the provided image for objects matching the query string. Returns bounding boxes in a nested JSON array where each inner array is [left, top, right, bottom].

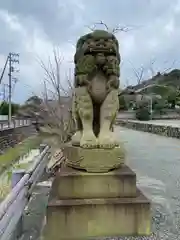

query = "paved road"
[[116, 126, 180, 239], [21, 127, 180, 240]]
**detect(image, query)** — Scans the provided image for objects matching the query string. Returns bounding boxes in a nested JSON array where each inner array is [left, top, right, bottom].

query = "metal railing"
[[0, 119, 31, 131], [0, 144, 51, 240]]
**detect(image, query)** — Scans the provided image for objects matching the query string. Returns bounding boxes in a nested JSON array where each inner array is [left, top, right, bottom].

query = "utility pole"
[[8, 52, 19, 123], [2, 84, 6, 100], [8, 53, 12, 123]]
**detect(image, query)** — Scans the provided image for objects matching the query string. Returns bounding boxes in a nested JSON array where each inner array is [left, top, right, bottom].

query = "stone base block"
[[43, 190, 151, 240], [50, 166, 137, 199], [63, 143, 125, 173]]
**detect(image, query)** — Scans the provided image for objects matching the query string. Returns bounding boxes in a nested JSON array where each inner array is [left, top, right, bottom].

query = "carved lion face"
[[74, 30, 120, 64], [82, 37, 118, 56]]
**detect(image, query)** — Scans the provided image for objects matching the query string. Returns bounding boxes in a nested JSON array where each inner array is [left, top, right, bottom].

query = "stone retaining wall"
[[0, 125, 37, 153], [116, 120, 180, 139], [117, 110, 180, 120]]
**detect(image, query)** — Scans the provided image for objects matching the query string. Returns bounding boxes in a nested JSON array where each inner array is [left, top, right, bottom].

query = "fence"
[[0, 144, 51, 240], [0, 119, 32, 131]]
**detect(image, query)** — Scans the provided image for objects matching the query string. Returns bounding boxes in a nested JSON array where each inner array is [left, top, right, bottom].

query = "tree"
[[167, 92, 176, 109], [118, 95, 128, 110], [0, 101, 20, 116], [36, 47, 74, 146], [153, 98, 167, 115], [17, 95, 42, 119], [120, 58, 177, 117], [25, 95, 42, 105], [135, 99, 151, 121], [126, 58, 176, 88], [166, 87, 180, 109]]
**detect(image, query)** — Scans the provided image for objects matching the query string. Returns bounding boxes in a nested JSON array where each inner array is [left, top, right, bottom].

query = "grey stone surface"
[[100, 237, 156, 240], [19, 185, 50, 240]]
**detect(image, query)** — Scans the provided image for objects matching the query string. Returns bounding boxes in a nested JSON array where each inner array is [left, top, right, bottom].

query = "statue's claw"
[[80, 131, 98, 149], [98, 131, 117, 149]]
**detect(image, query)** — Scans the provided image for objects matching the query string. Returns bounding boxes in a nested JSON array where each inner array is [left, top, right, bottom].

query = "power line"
[[0, 56, 8, 85]]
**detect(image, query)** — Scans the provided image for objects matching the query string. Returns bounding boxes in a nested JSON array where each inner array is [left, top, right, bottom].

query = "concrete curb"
[[116, 120, 180, 139]]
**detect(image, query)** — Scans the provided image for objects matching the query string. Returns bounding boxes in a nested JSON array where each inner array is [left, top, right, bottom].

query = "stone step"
[[51, 165, 137, 199], [43, 189, 151, 240]]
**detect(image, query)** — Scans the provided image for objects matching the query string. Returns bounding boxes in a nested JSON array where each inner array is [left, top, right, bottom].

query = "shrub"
[[0, 101, 20, 115], [136, 107, 151, 121], [153, 99, 167, 115], [135, 100, 151, 121], [119, 95, 128, 110]]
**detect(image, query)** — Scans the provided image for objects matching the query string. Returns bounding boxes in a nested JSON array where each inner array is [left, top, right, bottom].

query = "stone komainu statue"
[[71, 30, 120, 149]]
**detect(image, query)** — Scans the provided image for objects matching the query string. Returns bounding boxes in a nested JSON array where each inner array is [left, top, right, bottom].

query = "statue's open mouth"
[[85, 48, 115, 54]]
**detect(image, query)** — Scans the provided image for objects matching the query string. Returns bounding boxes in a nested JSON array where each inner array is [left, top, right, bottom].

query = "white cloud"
[[0, 9, 76, 102], [0, 10, 23, 33], [174, 0, 180, 13], [118, 34, 135, 59], [0, 0, 180, 102], [164, 18, 175, 35], [147, 38, 160, 50]]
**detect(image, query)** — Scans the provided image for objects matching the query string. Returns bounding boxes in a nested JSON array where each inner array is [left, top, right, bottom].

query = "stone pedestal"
[[50, 166, 137, 199], [43, 145, 151, 240], [63, 143, 125, 172]]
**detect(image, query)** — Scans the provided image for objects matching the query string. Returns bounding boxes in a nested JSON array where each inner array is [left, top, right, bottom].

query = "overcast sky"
[[0, 0, 180, 103]]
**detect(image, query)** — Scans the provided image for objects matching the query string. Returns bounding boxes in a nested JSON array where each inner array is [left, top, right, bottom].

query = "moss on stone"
[[0, 135, 42, 173], [64, 143, 125, 172], [75, 55, 96, 75]]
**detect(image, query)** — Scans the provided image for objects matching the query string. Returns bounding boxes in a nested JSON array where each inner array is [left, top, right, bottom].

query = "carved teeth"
[[90, 48, 92, 52]]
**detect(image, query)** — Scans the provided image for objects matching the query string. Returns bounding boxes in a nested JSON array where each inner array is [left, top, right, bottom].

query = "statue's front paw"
[[98, 132, 117, 149], [80, 131, 98, 149], [72, 131, 82, 146]]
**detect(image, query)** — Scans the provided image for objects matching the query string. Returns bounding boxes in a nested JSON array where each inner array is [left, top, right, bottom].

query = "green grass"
[[0, 135, 42, 173]]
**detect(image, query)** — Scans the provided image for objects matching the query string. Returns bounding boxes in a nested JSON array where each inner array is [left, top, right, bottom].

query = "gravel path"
[[19, 127, 180, 240], [116, 126, 180, 240]]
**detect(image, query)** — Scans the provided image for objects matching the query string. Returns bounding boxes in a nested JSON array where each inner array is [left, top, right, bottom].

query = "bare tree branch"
[[161, 59, 176, 75], [27, 48, 75, 146], [127, 60, 145, 84], [146, 58, 176, 77], [112, 24, 133, 34], [85, 21, 109, 31], [85, 21, 139, 34], [126, 57, 176, 88], [148, 58, 156, 77]]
